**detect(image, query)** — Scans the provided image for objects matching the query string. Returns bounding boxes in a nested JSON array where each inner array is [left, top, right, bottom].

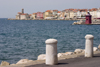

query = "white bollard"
[[45, 39, 58, 65], [85, 34, 94, 57]]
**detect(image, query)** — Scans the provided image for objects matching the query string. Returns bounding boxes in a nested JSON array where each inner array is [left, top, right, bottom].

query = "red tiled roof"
[[53, 10, 58, 11], [37, 12, 43, 13], [89, 8, 97, 11], [21, 13, 26, 15], [29, 14, 31, 16], [33, 13, 37, 14], [46, 10, 51, 12], [58, 11, 61, 13], [18, 12, 21, 14]]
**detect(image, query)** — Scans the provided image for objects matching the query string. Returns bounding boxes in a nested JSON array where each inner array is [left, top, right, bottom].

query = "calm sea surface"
[[0, 18, 100, 63]]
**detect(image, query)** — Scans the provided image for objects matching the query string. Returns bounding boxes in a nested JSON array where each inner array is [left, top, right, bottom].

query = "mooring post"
[[45, 39, 58, 65], [85, 34, 94, 57]]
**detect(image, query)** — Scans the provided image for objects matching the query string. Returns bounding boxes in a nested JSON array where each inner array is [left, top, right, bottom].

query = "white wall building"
[[77, 11, 81, 18], [16, 9, 30, 20], [97, 9, 100, 18]]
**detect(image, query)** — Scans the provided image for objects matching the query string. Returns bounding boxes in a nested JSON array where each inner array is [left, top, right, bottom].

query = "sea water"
[[0, 18, 100, 63]]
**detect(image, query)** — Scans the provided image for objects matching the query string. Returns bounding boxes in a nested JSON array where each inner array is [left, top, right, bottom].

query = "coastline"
[[72, 19, 100, 25], [1, 47, 100, 67], [8, 18, 100, 25], [7, 18, 84, 21]]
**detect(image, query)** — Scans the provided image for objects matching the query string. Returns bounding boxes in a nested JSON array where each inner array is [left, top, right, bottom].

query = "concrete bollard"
[[45, 39, 58, 65], [85, 34, 94, 57]]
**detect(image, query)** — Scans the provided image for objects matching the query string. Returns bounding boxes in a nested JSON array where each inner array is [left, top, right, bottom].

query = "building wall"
[[44, 12, 49, 19], [20, 15, 26, 20], [70, 11, 76, 19], [16, 15, 20, 19], [53, 11, 58, 16], [20, 14, 29, 20], [44, 12, 53, 19], [97, 10, 100, 18], [32, 14, 37, 19], [59, 12, 65, 19], [90, 11, 97, 18], [90, 11, 94, 19], [37, 12, 43, 19], [65, 12, 70, 19], [94, 11, 97, 18], [77, 11, 81, 18]]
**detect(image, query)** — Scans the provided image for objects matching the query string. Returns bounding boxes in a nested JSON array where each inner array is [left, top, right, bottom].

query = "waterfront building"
[[57, 11, 61, 16], [64, 9, 70, 19], [89, 8, 98, 19], [93, 8, 98, 18], [59, 11, 65, 19], [20, 13, 30, 20], [69, 10, 77, 19], [15, 8, 100, 20], [76, 9, 87, 19], [53, 10, 58, 15], [65, 11, 70, 19], [89, 10, 95, 19], [80, 9, 87, 18], [16, 9, 30, 20], [16, 12, 21, 19], [63, 9, 77, 19], [52, 10, 58, 19], [57, 11, 61, 19], [77, 11, 81, 18], [29, 14, 33, 20], [36, 12, 44, 19], [44, 10, 53, 19], [31, 13, 37, 19], [97, 8, 100, 18]]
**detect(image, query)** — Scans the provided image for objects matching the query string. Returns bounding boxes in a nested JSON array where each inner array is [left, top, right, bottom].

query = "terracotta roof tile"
[[18, 12, 21, 13], [53, 10, 58, 11], [21, 14, 26, 15], [58, 11, 61, 13]]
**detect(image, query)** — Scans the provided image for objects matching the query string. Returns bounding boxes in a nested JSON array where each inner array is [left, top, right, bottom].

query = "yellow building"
[[31, 13, 37, 19], [64, 11, 70, 19], [44, 10, 53, 19], [59, 11, 65, 19]]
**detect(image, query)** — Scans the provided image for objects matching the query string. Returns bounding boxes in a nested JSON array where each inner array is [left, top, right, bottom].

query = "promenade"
[[1, 51, 100, 67], [26, 52, 100, 67]]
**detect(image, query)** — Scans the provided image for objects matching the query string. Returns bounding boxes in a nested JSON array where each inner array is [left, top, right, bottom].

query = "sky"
[[0, 0, 100, 18]]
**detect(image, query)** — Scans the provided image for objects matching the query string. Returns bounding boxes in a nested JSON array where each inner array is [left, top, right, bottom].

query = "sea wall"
[[72, 19, 100, 25]]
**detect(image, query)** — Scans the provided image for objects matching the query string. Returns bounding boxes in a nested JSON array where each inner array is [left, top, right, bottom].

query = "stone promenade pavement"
[[26, 53, 100, 67], [1, 51, 100, 67]]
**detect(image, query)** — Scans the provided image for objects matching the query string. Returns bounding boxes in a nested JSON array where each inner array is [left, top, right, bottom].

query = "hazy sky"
[[0, 0, 100, 18]]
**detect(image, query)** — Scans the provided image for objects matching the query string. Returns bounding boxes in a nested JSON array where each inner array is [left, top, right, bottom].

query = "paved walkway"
[[26, 53, 100, 67]]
